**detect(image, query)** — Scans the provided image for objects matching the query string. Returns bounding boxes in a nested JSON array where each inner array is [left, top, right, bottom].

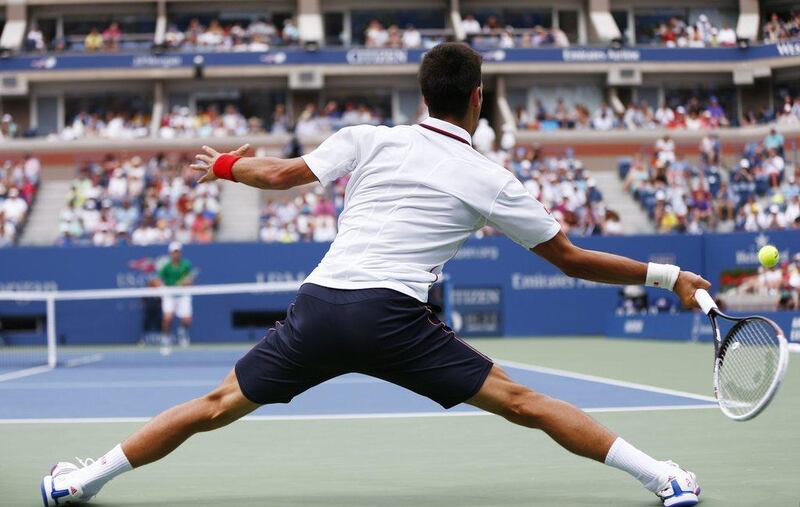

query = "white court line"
[[0, 404, 717, 425], [0, 365, 53, 383], [494, 359, 717, 403]]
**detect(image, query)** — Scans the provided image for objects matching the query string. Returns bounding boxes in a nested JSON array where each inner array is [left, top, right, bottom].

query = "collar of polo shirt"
[[418, 117, 473, 147]]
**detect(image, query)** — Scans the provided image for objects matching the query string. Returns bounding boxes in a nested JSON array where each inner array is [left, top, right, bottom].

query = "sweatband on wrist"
[[213, 154, 241, 182], [645, 262, 681, 291]]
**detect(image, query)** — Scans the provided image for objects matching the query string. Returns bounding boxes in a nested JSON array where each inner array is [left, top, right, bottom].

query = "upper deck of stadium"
[[0, 0, 799, 153], [0, 0, 798, 77]]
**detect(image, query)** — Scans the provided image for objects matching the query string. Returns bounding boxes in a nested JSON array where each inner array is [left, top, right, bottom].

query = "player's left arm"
[[533, 231, 710, 308], [190, 144, 317, 190]]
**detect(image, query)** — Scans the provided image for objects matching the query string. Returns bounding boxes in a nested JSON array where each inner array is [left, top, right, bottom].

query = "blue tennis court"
[[0, 345, 715, 421]]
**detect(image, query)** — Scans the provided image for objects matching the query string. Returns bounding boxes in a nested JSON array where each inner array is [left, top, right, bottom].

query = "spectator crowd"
[[0, 155, 41, 247], [158, 105, 265, 139], [259, 186, 339, 244], [57, 154, 220, 246], [54, 111, 151, 141], [164, 17, 299, 51], [763, 12, 800, 42], [516, 96, 733, 131], [363, 20, 439, 49], [292, 102, 388, 137], [25, 16, 300, 53], [622, 130, 799, 234], [650, 15, 737, 47], [462, 14, 570, 49], [475, 140, 620, 237]]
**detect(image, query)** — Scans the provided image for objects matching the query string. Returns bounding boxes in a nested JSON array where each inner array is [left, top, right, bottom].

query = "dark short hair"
[[418, 43, 482, 119]]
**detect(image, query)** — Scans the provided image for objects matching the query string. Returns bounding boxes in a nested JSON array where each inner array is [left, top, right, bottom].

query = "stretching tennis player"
[[42, 43, 710, 507]]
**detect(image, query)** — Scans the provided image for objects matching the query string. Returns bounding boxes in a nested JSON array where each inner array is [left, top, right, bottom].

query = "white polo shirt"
[[301, 116, 560, 302]]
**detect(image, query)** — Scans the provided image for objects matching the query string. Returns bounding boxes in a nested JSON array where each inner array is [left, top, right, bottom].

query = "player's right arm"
[[533, 231, 710, 308], [190, 126, 368, 190], [191, 144, 317, 190]]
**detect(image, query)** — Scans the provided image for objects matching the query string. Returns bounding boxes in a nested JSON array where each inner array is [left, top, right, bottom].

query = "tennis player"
[[42, 43, 710, 507], [157, 241, 194, 347]]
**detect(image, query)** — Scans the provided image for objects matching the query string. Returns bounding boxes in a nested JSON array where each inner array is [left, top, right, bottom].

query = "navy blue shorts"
[[235, 283, 493, 409]]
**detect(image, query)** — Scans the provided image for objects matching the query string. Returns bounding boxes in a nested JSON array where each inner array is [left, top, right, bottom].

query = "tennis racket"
[[694, 289, 789, 421]]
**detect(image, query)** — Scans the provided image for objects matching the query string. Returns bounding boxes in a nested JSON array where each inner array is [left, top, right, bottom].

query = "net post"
[[46, 295, 57, 368]]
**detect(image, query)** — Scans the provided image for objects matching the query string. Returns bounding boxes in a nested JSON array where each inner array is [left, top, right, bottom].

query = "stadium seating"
[[762, 12, 800, 42], [621, 132, 800, 234], [0, 155, 40, 246], [515, 96, 737, 131], [56, 154, 220, 247]]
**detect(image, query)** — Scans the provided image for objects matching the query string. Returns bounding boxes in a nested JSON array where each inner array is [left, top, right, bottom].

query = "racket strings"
[[717, 319, 781, 417]]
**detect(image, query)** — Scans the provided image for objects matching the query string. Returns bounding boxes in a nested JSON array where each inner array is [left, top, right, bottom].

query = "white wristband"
[[645, 263, 681, 291]]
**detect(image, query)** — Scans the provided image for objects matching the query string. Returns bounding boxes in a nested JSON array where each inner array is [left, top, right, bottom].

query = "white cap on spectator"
[[740, 158, 750, 168], [168, 241, 183, 253]]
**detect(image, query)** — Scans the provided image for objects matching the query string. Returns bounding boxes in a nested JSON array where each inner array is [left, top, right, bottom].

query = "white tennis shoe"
[[655, 461, 701, 507], [41, 461, 93, 506]]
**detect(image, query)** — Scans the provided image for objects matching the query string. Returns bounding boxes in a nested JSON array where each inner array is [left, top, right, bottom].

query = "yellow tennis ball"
[[758, 245, 780, 268]]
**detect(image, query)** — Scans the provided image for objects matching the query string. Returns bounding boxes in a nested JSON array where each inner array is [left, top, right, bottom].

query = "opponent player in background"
[[42, 43, 710, 507], [156, 241, 195, 347]]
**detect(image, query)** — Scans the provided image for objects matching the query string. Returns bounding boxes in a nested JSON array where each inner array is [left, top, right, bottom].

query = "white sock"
[[75, 444, 133, 496], [604, 438, 669, 492]]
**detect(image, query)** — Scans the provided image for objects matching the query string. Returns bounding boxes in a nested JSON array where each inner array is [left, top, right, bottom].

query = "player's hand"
[[673, 271, 711, 309], [190, 143, 250, 183]]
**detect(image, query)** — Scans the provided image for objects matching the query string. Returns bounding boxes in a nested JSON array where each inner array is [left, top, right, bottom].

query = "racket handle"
[[694, 289, 717, 315]]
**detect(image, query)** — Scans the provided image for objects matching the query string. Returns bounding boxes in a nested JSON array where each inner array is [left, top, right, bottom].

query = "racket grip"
[[694, 289, 717, 315]]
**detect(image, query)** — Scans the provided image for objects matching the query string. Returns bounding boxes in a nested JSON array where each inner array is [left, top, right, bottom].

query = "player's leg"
[[176, 295, 192, 347], [41, 369, 260, 505], [160, 295, 174, 336], [467, 364, 615, 461], [364, 297, 698, 507], [122, 368, 257, 467], [467, 365, 700, 505], [43, 288, 343, 505]]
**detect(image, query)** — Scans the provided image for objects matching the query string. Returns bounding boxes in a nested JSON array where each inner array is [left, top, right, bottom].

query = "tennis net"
[[0, 281, 301, 380]]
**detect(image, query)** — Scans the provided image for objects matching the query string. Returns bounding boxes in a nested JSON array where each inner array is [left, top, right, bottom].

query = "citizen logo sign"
[[346, 49, 408, 65], [776, 42, 800, 57]]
